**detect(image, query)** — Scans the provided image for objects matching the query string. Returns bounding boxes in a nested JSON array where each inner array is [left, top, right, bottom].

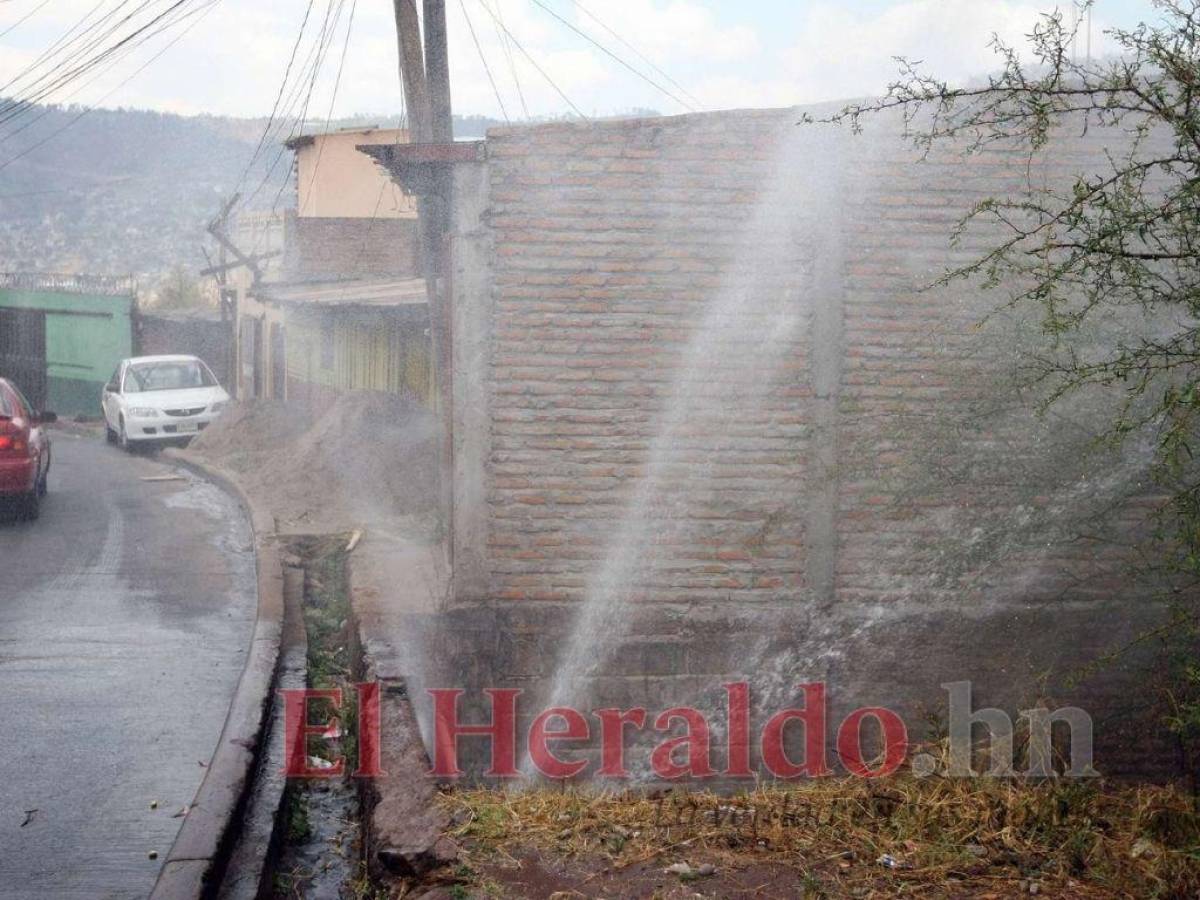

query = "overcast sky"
[[0, 0, 1154, 122]]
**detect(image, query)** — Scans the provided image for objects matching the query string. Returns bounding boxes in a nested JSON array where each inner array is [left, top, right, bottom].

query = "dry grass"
[[439, 778, 1200, 897]]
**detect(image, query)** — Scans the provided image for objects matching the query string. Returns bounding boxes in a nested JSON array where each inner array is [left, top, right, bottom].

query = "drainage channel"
[[218, 534, 375, 900]]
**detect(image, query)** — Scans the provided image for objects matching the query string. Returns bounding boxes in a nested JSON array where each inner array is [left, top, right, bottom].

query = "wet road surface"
[[0, 430, 257, 899]]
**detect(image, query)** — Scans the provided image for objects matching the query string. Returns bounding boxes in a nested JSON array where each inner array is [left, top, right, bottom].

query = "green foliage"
[[284, 790, 312, 844]]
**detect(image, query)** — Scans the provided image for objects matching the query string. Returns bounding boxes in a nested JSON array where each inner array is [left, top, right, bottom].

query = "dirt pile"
[[190, 392, 440, 536]]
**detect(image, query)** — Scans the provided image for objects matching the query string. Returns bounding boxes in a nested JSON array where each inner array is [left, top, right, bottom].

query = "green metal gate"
[[0, 273, 135, 417]]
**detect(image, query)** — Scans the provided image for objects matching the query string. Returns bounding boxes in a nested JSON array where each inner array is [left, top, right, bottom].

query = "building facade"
[[231, 127, 428, 405]]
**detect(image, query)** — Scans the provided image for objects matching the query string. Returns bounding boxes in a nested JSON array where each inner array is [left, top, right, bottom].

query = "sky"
[[0, 0, 1158, 123]]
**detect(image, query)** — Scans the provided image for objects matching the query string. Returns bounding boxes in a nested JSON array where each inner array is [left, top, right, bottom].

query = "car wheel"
[[118, 417, 130, 451], [19, 488, 40, 521], [106, 422, 117, 444]]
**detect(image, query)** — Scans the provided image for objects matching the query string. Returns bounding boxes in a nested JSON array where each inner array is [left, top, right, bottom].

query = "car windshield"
[[125, 360, 217, 393]]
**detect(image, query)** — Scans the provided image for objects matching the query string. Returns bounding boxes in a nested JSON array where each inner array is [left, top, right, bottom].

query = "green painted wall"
[[0, 287, 134, 417]]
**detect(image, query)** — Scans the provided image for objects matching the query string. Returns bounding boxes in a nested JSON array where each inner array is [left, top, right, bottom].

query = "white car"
[[101, 355, 230, 449]]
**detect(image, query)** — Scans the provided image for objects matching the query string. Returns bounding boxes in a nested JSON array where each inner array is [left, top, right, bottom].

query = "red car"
[[0, 377, 55, 520]]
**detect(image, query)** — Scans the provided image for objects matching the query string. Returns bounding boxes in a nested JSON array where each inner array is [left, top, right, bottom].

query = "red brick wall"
[[474, 108, 1161, 610], [481, 110, 818, 604], [283, 215, 421, 280], [432, 108, 1179, 777], [835, 122, 1160, 611]]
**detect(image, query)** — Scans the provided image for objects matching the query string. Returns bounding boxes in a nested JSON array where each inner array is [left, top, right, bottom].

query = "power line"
[[473, 0, 586, 118], [0, 5, 197, 140], [526, 0, 695, 113], [234, 0, 355, 257], [0, 0, 116, 96], [0, 1, 197, 125], [0, 0, 221, 172], [480, 0, 528, 119], [231, 0, 319, 203], [0, 1, 220, 162], [0, 1, 214, 143], [0, 1, 157, 115], [0, 0, 52, 41], [459, 0, 508, 123], [0, 1, 143, 116], [298, 0, 359, 215], [568, 0, 703, 110], [253, 0, 349, 217]]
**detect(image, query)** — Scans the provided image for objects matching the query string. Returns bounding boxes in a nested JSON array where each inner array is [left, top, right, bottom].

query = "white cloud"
[[770, 0, 1115, 109], [576, 0, 759, 64]]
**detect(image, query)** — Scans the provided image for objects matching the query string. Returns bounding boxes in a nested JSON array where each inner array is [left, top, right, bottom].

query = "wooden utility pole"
[[392, 0, 432, 141], [391, 0, 457, 552], [422, 0, 453, 143]]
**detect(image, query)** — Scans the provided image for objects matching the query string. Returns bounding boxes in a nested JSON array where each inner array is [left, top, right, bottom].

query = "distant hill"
[[0, 104, 505, 284]]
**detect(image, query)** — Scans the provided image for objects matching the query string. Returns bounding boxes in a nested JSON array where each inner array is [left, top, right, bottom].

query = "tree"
[[820, 0, 1200, 762], [155, 263, 207, 310]]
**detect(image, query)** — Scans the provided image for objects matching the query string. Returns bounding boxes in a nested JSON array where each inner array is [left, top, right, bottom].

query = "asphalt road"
[[0, 429, 257, 899]]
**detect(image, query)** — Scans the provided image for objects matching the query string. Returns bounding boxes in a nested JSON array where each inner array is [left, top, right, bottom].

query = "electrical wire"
[[0, 0, 52, 41], [298, 0, 358, 215], [250, 0, 349, 217], [0, 0, 221, 172], [567, 0, 702, 110], [526, 0, 695, 113], [0, 1, 197, 124], [0, 0, 117, 98], [0, 0, 143, 116], [0, 1, 159, 115], [0, 0, 214, 143], [230, 0, 318, 203], [459, 0, 508, 123], [482, 0, 528, 119], [473, 0, 586, 118]]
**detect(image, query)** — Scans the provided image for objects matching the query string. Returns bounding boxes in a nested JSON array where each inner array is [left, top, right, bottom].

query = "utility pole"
[[423, 0, 453, 143], [392, 0, 432, 141], [391, 0, 456, 551]]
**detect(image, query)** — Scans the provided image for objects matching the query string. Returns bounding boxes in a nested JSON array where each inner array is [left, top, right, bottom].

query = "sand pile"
[[190, 392, 440, 536]]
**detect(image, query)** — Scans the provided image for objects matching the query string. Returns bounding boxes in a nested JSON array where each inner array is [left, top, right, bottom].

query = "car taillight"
[[0, 422, 28, 455]]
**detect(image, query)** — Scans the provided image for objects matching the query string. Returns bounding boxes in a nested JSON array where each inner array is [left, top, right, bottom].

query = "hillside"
[[0, 104, 504, 283]]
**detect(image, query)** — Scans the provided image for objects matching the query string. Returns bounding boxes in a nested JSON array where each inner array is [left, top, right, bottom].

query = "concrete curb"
[[149, 450, 284, 900], [216, 563, 308, 900], [349, 536, 459, 883]]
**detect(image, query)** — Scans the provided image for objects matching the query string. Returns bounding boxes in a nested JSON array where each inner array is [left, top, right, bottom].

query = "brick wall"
[[283, 215, 420, 280], [466, 108, 1163, 606], [476, 110, 821, 604], [136, 311, 232, 386], [435, 107, 1177, 777]]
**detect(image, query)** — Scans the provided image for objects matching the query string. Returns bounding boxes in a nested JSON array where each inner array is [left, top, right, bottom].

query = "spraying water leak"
[[542, 117, 831, 734]]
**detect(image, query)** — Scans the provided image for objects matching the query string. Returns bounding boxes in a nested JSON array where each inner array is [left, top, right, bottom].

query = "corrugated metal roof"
[[257, 277, 428, 308]]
